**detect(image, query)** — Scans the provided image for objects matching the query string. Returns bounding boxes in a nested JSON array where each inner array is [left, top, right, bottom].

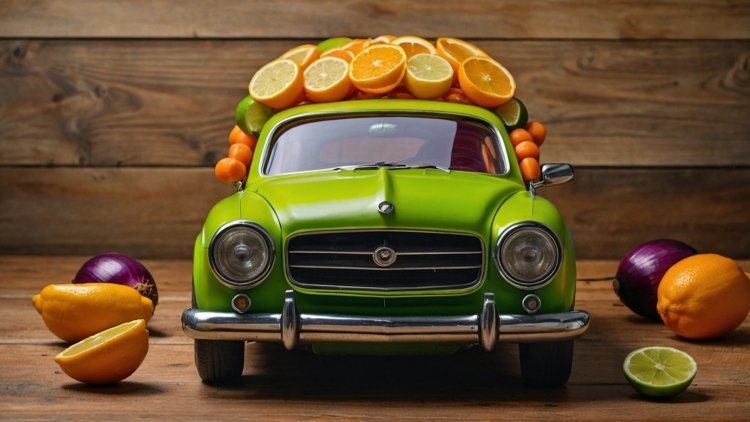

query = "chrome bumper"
[[182, 291, 589, 352]]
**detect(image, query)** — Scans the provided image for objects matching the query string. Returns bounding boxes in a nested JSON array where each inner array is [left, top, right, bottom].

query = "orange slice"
[[303, 57, 353, 103], [321, 47, 355, 62], [391, 36, 437, 58], [248, 59, 304, 110], [371, 35, 397, 44], [458, 56, 515, 108], [436, 37, 489, 76], [349, 44, 407, 94], [278, 44, 320, 70], [341, 38, 372, 55]]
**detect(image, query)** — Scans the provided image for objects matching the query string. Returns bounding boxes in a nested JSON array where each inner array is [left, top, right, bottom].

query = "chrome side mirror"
[[530, 163, 574, 192]]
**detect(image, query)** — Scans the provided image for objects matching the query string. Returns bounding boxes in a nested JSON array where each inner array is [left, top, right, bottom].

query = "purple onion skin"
[[72, 252, 158, 308], [613, 239, 696, 320]]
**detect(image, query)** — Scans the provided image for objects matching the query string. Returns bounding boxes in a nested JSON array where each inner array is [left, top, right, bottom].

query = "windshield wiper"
[[336, 162, 449, 172]]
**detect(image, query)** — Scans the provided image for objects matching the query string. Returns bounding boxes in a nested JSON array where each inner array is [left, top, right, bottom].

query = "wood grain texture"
[[0, 0, 748, 40], [1, 40, 748, 167], [1, 167, 748, 259], [2, 256, 749, 421]]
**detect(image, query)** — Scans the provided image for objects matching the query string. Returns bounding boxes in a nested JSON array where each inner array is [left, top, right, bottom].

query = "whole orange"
[[657, 254, 750, 340]]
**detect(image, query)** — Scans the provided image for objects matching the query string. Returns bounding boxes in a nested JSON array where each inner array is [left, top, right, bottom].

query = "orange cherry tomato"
[[214, 157, 247, 184], [228, 143, 253, 168], [525, 121, 547, 146], [519, 157, 541, 182], [514, 140, 540, 161], [228, 125, 258, 149], [509, 128, 534, 147]]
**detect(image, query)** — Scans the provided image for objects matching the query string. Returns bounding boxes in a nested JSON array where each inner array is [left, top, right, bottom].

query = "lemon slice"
[[623, 346, 697, 398], [249, 59, 304, 110], [303, 57, 353, 103], [278, 44, 320, 70], [404, 54, 453, 99], [54, 319, 149, 385]]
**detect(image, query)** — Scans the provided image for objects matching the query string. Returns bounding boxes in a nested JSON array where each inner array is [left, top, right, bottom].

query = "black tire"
[[194, 339, 245, 384], [519, 340, 574, 387]]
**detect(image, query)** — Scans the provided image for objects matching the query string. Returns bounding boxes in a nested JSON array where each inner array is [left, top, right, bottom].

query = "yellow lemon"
[[404, 53, 453, 99], [32, 283, 153, 343], [55, 319, 149, 385]]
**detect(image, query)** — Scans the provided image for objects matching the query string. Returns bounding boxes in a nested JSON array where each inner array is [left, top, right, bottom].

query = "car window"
[[264, 116, 505, 175]]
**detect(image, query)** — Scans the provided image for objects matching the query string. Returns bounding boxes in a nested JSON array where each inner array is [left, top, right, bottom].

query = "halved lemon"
[[249, 59, 304, 110], [54, 319, 149, 385], [278, 44, 321, 70], [404, 53, 453, 99], [303, 57, 353, 103]]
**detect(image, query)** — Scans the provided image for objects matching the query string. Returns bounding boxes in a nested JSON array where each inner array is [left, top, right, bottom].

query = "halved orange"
[[391, 36, 437, 58], [371, 34, 397, 44], [321, 47, 355, 62], [303, 57, 353, 103], [349, 44, 407, 94], [458, 56, 515, 108], [249, 59, 304, 110], [341, 38, 372, 55], [278, 44, 320, 70], [436, 37, 489, 76]]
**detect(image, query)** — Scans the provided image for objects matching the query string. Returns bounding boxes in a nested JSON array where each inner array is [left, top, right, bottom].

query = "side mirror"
[[531, 163, 574, 191]]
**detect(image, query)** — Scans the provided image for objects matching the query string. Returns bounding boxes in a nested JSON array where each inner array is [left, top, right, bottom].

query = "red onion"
[[613, 239, 696, 321], [72, 252, 158, 308]]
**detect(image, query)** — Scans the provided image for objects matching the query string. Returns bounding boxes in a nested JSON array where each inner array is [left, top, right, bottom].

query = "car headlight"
[[209, 221, 275, 288], [495, 222, 562, 289]]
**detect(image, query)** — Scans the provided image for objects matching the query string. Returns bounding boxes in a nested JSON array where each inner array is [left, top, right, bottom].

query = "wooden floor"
[[2, 256, 749, 420]]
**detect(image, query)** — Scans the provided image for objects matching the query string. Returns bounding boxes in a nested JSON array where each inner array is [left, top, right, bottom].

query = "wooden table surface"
[[2, 256, 749, 421]]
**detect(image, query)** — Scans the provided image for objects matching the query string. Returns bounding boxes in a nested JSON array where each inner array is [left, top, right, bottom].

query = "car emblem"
[[377, 201, 394, 214], [373, 246, 397, 267]]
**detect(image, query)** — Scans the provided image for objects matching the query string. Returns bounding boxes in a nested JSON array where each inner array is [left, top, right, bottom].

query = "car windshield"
[[264, 116, 506, 175]]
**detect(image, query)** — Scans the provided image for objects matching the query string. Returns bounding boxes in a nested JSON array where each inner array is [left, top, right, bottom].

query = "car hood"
[[248, 168, 524, 236]]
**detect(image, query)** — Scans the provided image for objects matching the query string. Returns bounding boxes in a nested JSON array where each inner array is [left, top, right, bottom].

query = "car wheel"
[[519, 340, 574, 387], [194, 339, 245, 384]]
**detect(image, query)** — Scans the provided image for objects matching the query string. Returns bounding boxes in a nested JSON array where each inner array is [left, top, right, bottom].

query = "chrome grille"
[[287, 231, 484, 291]]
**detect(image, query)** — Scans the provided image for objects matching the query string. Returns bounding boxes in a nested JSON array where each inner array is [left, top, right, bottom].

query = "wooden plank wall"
[[0, 0, 748, 259]]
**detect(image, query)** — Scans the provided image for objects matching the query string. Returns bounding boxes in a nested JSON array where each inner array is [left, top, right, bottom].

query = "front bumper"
[[182, 291, 589, 352]]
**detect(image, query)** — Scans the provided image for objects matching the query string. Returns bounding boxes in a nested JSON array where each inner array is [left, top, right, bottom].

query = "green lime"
[[623, 346, 697, 398], [235, 95, 273, 136], [494, 97, 528, 130], [317, 37, 352, 53]]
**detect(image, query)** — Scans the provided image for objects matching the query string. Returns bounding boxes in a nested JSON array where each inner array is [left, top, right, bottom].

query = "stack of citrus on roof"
[[215, 36, 550, 185], [245, 36, 517, 110]]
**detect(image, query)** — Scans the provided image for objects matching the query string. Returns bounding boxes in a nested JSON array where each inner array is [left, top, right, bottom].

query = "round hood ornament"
[[378, 201, 394, 214]]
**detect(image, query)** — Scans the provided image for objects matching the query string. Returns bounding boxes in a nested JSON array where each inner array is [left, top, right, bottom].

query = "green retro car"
[[182, 99, 589, 386]]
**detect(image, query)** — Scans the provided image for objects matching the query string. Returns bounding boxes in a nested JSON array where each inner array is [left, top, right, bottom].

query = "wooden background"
[[1, 0, 748, 260]]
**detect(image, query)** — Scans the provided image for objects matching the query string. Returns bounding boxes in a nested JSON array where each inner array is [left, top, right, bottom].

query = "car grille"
[[287, 230, 484, 291]]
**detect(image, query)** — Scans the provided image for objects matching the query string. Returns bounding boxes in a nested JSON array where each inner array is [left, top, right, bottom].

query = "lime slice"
[[623, 346, 697, 398], [317, 37, 352, 53], [235, 95, 273, 136], [495, 97, 528, 130]]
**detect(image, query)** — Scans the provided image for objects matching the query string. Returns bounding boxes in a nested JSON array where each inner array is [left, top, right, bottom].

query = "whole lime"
[[235, 95, 273, 136]]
